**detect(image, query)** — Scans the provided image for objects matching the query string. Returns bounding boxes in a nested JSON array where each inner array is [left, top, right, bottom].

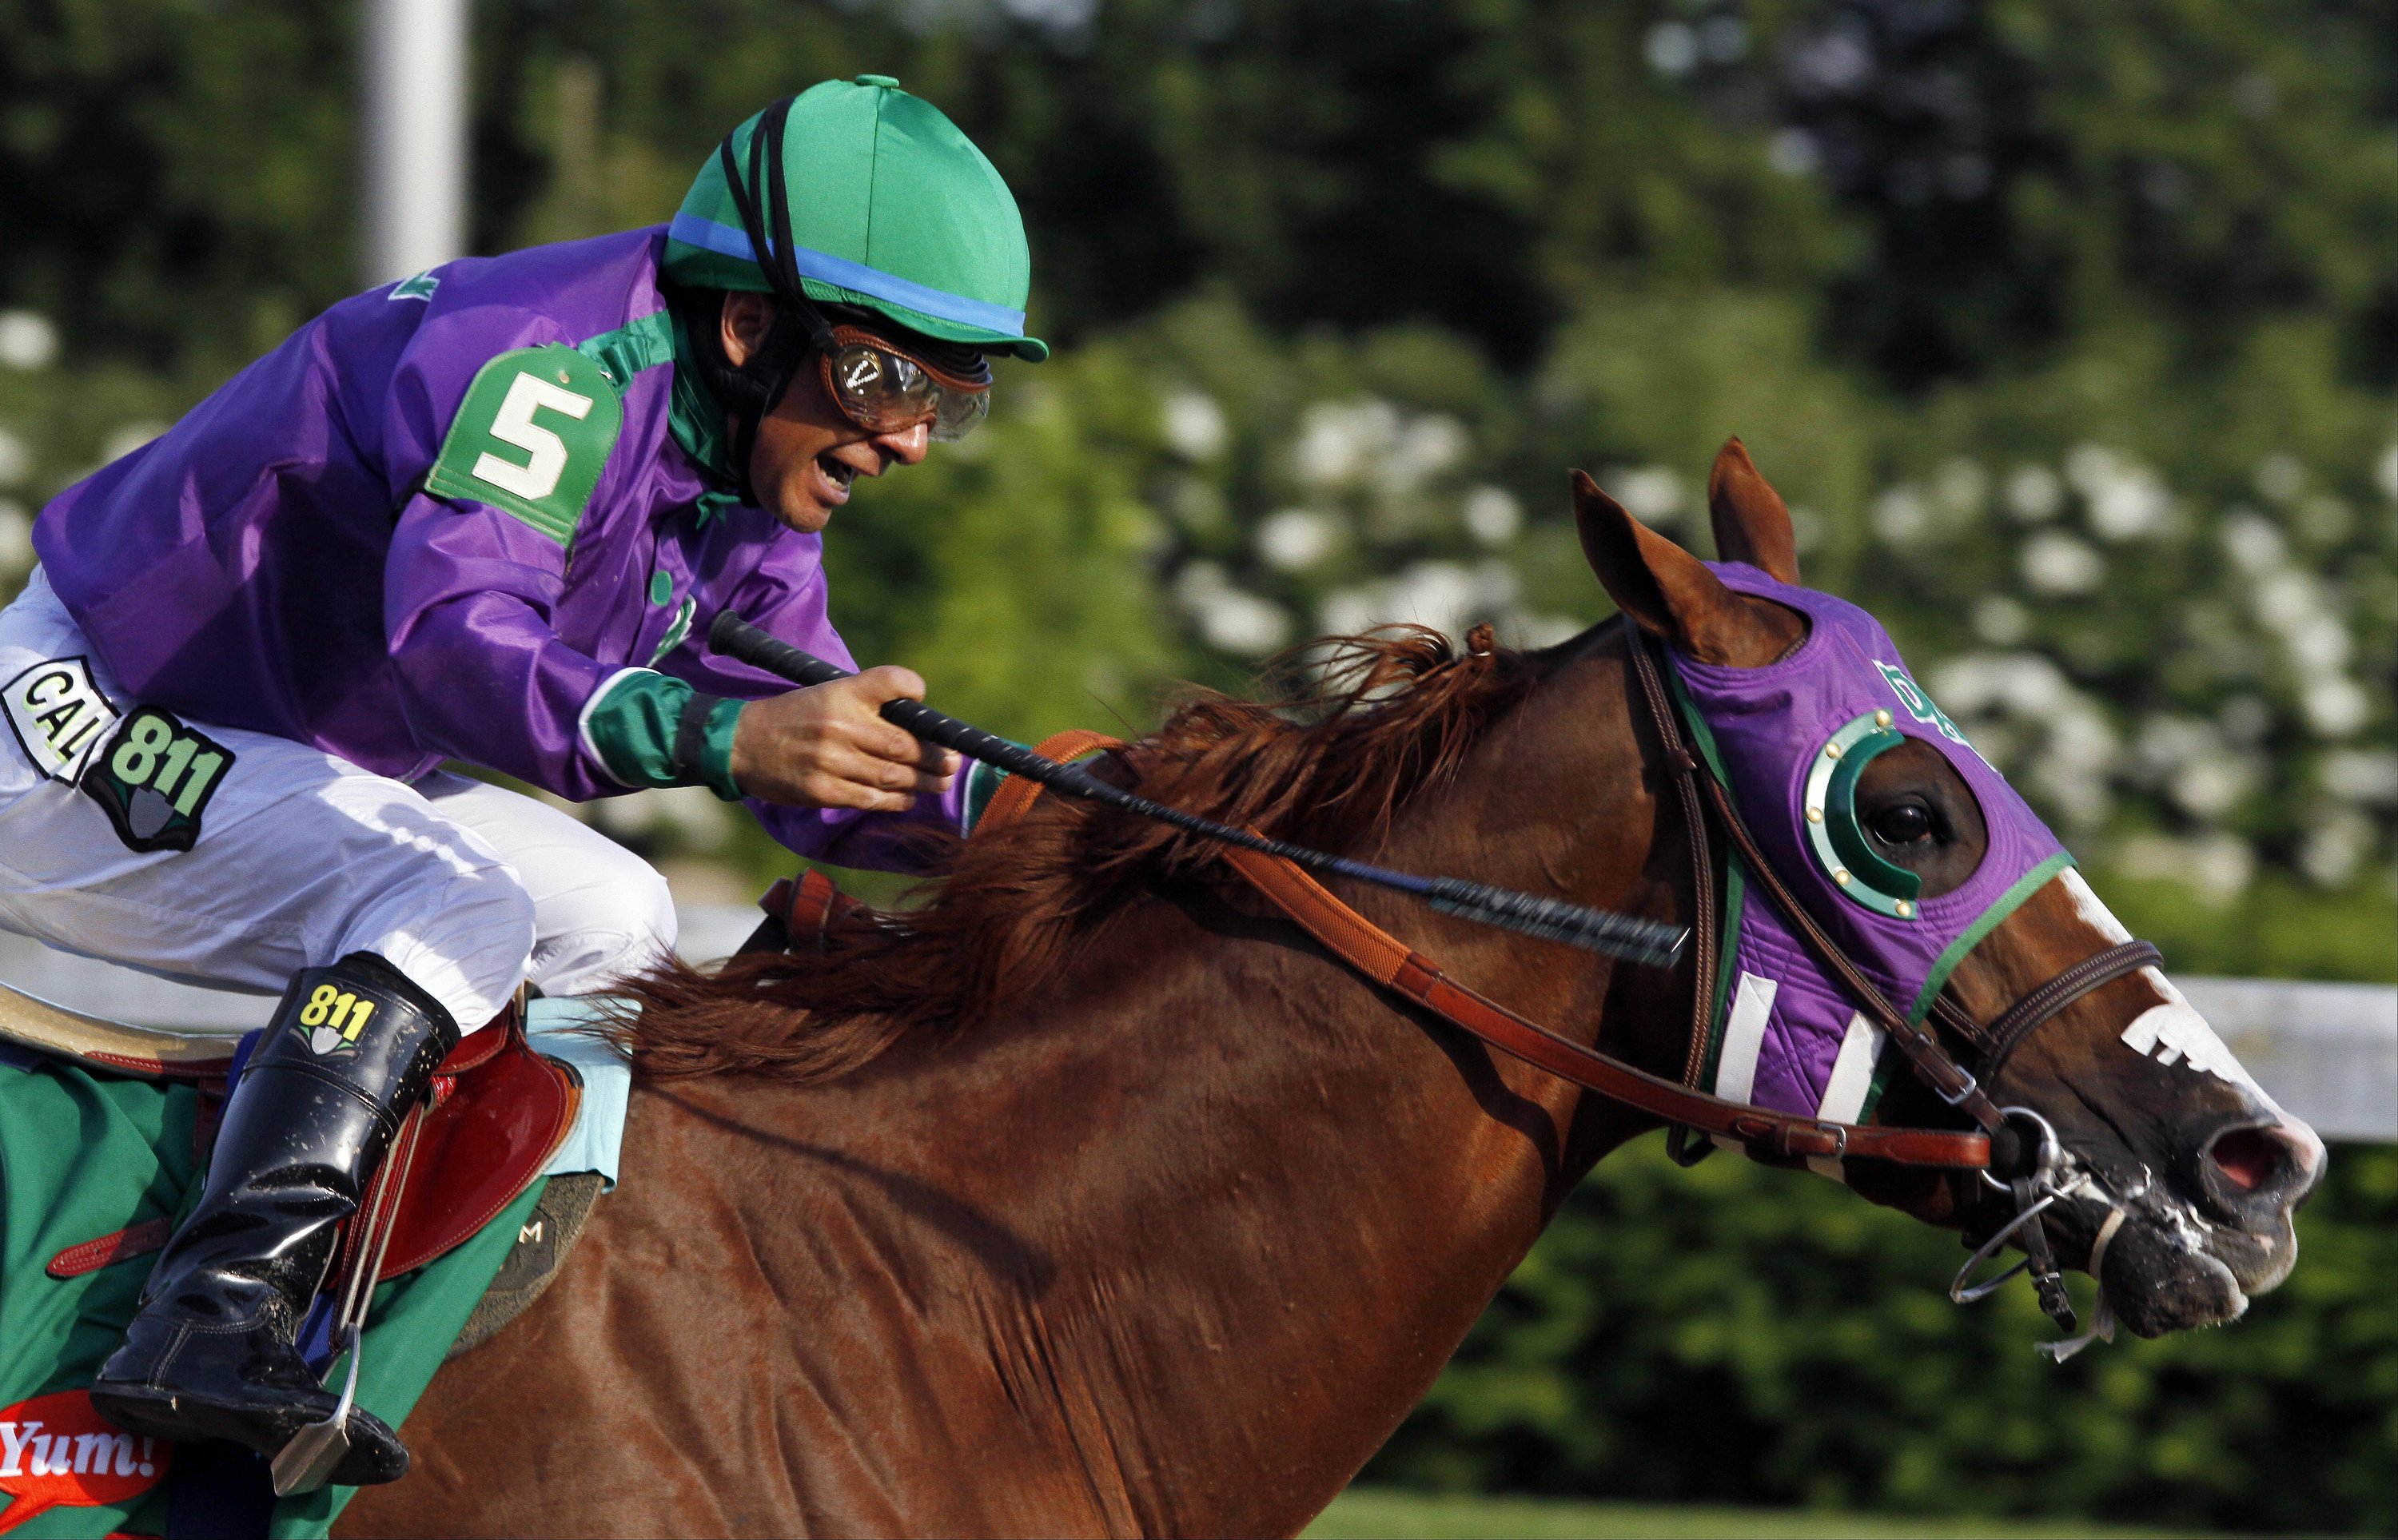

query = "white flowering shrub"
[[1116, 297, 2394, 897], [1128, 301, 1591, 670], [1894, 440, 2396, 897]]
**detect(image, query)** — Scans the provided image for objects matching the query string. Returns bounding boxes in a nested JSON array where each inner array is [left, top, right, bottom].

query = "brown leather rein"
[[763, 628, 2164, 1327], [961, 635, 2150, 1188], [965, 735, 1978, 1166], [916, 623, 2158, 1175]]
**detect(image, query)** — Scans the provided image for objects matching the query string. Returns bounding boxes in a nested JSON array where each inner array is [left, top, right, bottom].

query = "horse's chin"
[[2101, 1209, 2300, 1339]]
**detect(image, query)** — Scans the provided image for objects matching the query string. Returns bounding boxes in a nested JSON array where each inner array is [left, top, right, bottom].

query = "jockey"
[[1, 78, 1038, 1483]]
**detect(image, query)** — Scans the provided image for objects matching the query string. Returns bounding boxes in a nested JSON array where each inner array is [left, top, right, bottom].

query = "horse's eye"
[[1871, 801, 1934, 846]]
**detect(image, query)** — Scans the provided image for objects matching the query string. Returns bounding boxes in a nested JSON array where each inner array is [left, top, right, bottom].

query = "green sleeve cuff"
[[694, 694, 745, 802], [578, 669, 744, 799], [582, 670, 684, 788]]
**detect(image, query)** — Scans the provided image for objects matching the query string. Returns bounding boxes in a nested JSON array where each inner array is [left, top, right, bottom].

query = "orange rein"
[[973, 732, 1988, 1169]]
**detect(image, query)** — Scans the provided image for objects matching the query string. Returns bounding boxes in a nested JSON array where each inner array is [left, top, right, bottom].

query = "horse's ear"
[[1574, 470, 1805, 667], [1706, 438, 1801, 585]]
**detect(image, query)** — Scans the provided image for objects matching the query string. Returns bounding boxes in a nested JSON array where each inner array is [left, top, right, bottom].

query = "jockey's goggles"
[[820, 325, 991, 442]]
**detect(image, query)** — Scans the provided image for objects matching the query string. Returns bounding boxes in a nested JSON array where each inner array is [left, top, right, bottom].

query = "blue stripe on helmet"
[[667, 213, 1027, 337]]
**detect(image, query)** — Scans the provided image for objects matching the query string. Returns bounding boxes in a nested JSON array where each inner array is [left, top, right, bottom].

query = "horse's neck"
[[703, 635, 1688, 1535]]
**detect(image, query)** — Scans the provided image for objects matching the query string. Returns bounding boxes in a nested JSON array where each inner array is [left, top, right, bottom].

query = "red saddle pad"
[[40, 1005, 583, 1289], [333, 1009, 581, 1283]]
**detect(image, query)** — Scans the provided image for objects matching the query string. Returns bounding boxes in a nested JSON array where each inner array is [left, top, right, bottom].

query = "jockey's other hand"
[[731, 667, 961, 811]]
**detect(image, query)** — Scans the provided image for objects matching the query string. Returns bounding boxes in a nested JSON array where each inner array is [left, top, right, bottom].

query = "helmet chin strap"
[[707, 300, 806, 507], [712, 95, 845, 503]]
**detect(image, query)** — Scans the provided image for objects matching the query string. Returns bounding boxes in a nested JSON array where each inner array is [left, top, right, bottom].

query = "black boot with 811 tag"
[[90, 952, 460, 1485]]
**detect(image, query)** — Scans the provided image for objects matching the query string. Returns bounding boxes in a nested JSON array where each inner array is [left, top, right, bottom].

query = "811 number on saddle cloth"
[[82, 706, 234, 854]]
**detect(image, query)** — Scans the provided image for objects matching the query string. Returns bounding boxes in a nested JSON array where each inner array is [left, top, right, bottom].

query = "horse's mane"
[[614, 624, 1539, 1083]]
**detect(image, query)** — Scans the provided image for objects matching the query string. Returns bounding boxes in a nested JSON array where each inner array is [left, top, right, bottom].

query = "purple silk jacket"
[[32, 229, 969, 870]]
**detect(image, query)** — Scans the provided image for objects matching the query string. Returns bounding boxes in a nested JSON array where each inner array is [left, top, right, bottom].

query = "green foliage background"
[[1381, 1110, 2398, 1535], [0, 0, 2392, 1531]]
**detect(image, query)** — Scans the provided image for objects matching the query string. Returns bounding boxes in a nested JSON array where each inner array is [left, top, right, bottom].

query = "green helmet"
[[663, 77, 1047, 362]]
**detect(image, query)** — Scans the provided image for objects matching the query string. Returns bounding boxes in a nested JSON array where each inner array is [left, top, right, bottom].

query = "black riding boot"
[[91, 952, 460, 1486]]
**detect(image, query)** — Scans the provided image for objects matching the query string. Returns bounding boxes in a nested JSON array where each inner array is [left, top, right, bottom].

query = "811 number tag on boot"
[[82, 706, 235, 854]]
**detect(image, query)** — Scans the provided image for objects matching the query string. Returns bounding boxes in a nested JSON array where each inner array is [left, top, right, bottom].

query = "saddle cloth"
[[0, 977, 581, 1284], [0, 988, 631, 1539]]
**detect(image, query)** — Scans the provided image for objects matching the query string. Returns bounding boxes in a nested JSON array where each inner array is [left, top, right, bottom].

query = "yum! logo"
[[0, 1391, 170, 1533]]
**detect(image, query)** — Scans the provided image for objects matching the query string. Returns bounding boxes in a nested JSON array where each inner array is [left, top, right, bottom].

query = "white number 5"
[[472, 372, 593, 500]]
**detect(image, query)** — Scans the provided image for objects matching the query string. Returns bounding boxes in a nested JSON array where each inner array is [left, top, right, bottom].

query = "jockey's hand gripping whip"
[[708, 612, 1687, 969]]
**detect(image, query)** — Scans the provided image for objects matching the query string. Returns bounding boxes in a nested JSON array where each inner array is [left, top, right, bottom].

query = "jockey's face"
[[720, 292, 932, 535]]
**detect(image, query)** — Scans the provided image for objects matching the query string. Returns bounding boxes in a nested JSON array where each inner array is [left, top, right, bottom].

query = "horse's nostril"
[[2207, 1126, 2288, 1193]]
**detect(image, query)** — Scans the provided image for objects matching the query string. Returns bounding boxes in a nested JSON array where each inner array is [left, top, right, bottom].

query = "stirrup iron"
[[271, 1100, 424, 1496]]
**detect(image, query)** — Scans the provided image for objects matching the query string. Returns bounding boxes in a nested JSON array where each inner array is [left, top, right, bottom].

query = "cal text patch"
[[3, 657, 118, 782]]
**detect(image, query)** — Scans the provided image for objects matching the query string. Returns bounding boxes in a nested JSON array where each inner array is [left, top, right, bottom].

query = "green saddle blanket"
[[0, 1047, 541, 1539]]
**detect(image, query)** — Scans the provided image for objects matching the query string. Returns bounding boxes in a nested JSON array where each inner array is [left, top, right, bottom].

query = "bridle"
[[1622, 627, 2157, 1331]]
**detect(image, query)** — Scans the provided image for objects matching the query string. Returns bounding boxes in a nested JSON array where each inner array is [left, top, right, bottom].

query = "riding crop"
[[708, 612, 1687, 969]]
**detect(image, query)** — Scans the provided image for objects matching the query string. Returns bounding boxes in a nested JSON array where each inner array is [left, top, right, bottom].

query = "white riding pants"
[[0, 571, 675, 1034]]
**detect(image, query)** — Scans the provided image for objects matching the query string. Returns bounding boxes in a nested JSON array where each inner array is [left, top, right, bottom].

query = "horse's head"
[[1575, 442, 2324, 1340]]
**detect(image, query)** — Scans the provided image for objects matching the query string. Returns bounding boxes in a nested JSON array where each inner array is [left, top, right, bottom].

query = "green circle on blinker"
[[649, 571, 673, 606], [1802, 711, 1924, 920]]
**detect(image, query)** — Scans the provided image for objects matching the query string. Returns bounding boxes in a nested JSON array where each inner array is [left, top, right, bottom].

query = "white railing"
[[2165, 976, 2395, 1144], [3, 910, 2391, 1142]]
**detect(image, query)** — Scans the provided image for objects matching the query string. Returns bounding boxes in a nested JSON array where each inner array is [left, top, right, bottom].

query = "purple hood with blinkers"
[[1666, 564, 2074, 1125]]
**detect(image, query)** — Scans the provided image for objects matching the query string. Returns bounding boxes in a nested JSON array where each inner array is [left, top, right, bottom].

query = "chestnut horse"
[[341, 447, 2323, 1538]]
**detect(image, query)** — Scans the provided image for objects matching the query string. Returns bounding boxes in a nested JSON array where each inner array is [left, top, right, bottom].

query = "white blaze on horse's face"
[[2060, 869, 2261, 1087], [2052, 866, 2327, 1330], [2059, 869, 2320, 1159]]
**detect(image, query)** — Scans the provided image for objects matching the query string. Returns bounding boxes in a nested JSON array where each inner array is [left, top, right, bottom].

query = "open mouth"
[[811, 452, 860, 505], [2081, 1158, 2308, 1337]]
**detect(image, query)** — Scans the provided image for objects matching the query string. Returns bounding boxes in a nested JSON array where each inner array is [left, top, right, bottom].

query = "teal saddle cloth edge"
[[526, 997, 631, 1190], [0, 1014, 627, 1538]]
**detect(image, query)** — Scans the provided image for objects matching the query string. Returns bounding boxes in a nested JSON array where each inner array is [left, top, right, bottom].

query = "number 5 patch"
[[82, 706, 234, 853], [424, 344, 623, 547]]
